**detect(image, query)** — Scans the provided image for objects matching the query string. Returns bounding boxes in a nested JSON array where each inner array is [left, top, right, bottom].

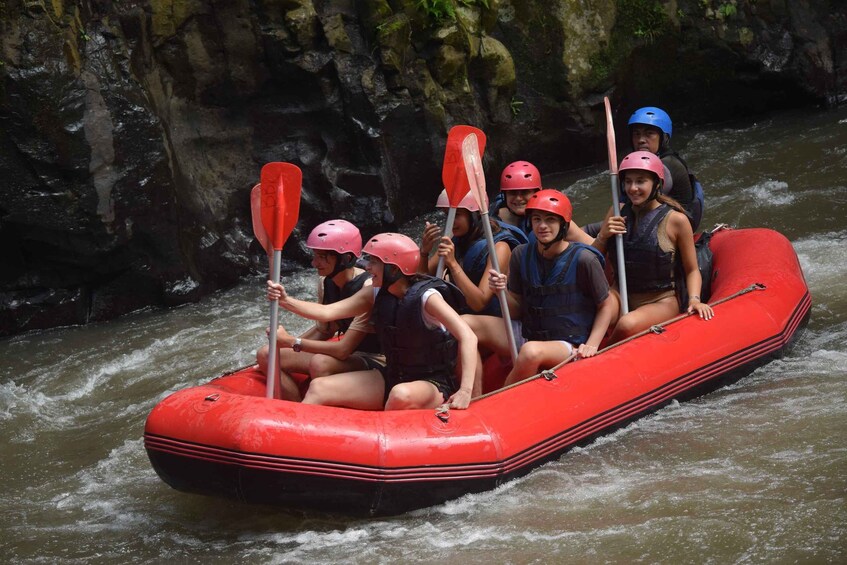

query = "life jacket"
[[611, 203, 676, 294], [456, 226, 522, 316], [372, 276, 466, 386], [663, 150, 705, 231], [519, 236, 605, 344], [488, 193, 531, 243], [322, 271, 381, 353]]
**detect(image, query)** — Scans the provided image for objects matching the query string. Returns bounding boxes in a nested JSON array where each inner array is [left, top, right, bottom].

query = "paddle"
[[259, 162, 302, 399], [604, 97, 629, 315], [250, 183, 272, 271], [436, 125, 486, 278], [461, 132, 519, 363]]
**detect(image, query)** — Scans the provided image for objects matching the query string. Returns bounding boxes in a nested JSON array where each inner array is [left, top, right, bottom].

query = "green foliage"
[[459, 0, 489, 8], [417, 0, 456, 25], [510, 96, 523, 116], [617, 0, 669, 44], [717, 2, 738, 18]]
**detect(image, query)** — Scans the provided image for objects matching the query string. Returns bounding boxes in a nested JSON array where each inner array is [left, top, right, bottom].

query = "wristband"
[[689, 295, 700, 301]]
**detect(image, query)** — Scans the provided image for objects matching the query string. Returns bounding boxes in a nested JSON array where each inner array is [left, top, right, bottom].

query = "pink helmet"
[[306, 219, 362, 256], [435, 189, 480, 212], [362, 233, 420, 276], [618, 151, 665, 183], [525, 189, 573, 222], [500, 161, 542, 191]]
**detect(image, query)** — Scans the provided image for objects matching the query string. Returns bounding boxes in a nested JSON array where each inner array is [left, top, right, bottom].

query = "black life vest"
[[519, 237, 605, 344], [662, 150, 705, 231], [611, 203, 677, 294], [372, 277, 465, 388], [322, 272, 381, 353]]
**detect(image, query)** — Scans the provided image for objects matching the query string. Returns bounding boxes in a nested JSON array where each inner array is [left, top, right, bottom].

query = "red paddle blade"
[[250, 183, 271, 254], [260, 163, 302, 250], [461, 133, 489, 210], [442, 125, 486, 207], [604, 97, 618, 174]]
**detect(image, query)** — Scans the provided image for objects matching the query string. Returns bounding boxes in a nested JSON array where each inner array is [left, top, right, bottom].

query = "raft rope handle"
[[435, 404, 450, 423], [467, 282, 768, 405]]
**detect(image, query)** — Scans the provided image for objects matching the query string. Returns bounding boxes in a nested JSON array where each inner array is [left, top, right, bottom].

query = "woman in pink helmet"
[[257, 219, 384, 401], [418, 189, 521, 316], [594, 151, 714, 343], [486, 160, 544, 240], [267, 233, 478, 410]]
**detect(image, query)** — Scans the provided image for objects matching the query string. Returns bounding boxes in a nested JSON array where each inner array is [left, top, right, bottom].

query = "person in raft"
[[257, 219, 384, 401], [628, 106, 705, 230], [419, 189, 521, 317], [266, 233, 478, 410], [486, 160, 541, 243], [463, 189, 618, 387], [594, 151, 714, 343]]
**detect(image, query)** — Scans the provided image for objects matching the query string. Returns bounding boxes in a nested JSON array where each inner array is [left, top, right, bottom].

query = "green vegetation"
[[510, 96, 523, 116], [416, 0, 456, 24], [416, 0, 489, 26]]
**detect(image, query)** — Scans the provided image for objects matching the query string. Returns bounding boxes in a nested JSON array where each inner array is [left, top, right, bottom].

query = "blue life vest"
[[488, 193, 531, 243], [518, 236, 605, 344], [611, 204, 677, 294], [372, 277, 464, 390], [322, 272, 381, 353], [455, 226, 521, 316]]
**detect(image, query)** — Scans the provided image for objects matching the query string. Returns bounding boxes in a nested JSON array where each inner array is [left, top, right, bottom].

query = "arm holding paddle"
[[487, 269, 522, 320], [418, 221, 443, 274], [271, 322, 373, 360], [436, 235, 512, 312], [268, 280, 373, 324]]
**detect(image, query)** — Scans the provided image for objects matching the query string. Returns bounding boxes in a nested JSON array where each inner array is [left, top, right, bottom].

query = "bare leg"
[[385, 381, 444, 410], [308, 353, 368, 379], [609, 296, 678, 343], [302, 369, 385, 410], [503, 340, 572, 387], [256, 344, 311, 401]]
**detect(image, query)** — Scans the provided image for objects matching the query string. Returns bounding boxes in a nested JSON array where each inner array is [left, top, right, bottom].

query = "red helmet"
[[435, 188, 480, 212], [525, 189, 573, 222], [618, 151, 665, 183], [362, 232, 420, 276], [306, 219, 362, 256], [500, 161, 542, 191]]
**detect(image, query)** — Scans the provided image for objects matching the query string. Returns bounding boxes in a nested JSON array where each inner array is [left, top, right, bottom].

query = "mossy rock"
[[376, 13, 412, 73], [431, 43, 468, 87], [322, 14, 353, 53], [284, 3, 320, 48], [477, 35, 515, 88]]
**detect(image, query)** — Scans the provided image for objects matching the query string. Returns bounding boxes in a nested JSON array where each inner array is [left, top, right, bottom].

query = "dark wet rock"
[[0, 0, 843, 336]]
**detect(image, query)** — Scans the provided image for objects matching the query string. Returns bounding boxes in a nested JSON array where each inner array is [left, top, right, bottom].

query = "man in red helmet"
[[465, 189, 618, 387], [267, 233, 478, 410], [257, 220, 384, 401]]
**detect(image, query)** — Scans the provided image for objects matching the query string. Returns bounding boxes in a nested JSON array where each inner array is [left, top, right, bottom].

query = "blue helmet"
[[628, 107, 672, 138]]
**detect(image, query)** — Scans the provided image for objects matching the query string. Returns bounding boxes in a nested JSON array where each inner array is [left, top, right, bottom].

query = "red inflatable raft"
[[144, 227, 810, 516]]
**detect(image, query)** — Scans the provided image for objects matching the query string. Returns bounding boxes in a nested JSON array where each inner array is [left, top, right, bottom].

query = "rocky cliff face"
[[1, 0, 843, 336]]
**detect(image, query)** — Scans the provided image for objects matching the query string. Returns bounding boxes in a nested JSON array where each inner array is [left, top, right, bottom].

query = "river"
[[2, 106, 846, 563]]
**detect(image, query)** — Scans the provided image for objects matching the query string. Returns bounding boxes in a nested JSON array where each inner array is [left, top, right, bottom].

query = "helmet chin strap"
[[539, 221, 569, 250], [382, 264, 404, 287], [327, 252, 356, 279]]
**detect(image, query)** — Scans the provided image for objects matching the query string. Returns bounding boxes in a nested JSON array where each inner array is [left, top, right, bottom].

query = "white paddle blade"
[[461, 133, 489, 211], [250, 183, 271, 253]]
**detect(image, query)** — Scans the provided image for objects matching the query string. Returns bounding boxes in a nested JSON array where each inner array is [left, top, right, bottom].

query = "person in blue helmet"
[[629, 106, 705, 231]]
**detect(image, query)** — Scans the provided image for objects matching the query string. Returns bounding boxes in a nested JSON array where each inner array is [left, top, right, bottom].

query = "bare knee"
[[256, 345, 269, 374], [302, 377, 330, 405], [516, 341, 546, 366], [308, 355, 333, 378], [385, 384, 417, 410], [612, 314, 643, 340]]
